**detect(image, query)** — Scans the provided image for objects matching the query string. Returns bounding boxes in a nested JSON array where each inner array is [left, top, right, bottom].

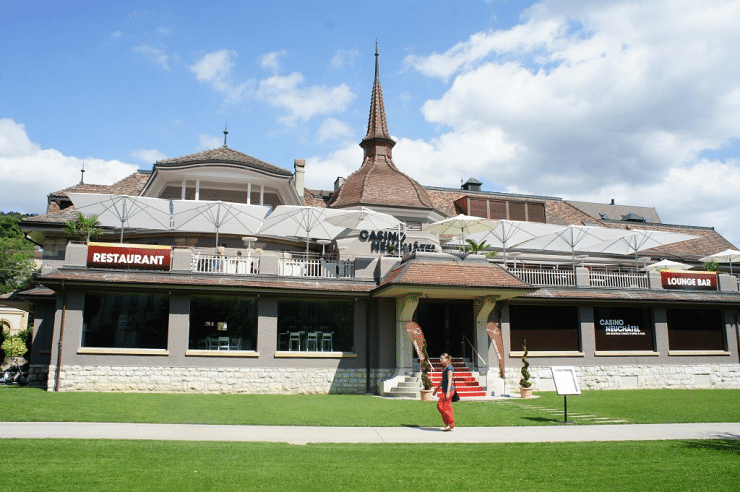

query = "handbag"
[[451, 389, 460, 402]]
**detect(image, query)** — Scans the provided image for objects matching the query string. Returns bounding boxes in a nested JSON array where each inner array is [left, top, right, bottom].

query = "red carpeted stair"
[[425, 358, 487, 398]]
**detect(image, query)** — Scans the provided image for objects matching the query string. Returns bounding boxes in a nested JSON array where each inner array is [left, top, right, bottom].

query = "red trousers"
[[437, 393, 455, 427]]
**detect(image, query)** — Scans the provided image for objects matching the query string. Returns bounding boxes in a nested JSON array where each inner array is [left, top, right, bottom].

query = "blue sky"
[[1, 0, 739, 248]]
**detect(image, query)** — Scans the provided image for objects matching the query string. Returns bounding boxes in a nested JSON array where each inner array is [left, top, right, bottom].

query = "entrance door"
[[414, 300, 474, 357]]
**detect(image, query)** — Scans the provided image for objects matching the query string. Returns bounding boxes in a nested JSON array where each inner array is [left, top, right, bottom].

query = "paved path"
[[1, 422, 739, 445]]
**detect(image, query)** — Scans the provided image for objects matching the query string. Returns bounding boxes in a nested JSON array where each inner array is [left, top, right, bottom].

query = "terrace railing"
[[278, 257, 354, 279], [191, 253, 259, 275], [508, 268, 576, 286], [589, 271, 649, 289]]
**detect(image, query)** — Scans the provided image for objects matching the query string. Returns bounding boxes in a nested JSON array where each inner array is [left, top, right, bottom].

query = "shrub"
[[519, 339, 532, 388]]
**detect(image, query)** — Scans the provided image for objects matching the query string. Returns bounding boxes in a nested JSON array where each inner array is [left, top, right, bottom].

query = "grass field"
[[2, 439, 739, 491], [1, 387, 738, 426], [3, 388, 739, 490]]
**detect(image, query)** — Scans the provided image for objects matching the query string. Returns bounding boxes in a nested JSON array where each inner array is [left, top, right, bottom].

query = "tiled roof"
[[522, 286, 740, 305], [378, 258, 533, 290], [330, 155, 435, 210], [154, 147, 292, 176], [37, 269, 375, 294], [48, 172, 150, 199], [21, 207, 80, 225]]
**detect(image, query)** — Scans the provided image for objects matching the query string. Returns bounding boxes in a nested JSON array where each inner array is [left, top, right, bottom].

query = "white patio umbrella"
[[515, 225, 630, 266], [699, 248, 740, 274], [324, 207, 401, 231], [426, 214, 499, 250], [258, 205, 346, 254], [67, 193, 173, 243], [171, 200, 270, 251], [644, 259, 692, 272], [462, 220, 565, 264], [589, 229, 699, 268]]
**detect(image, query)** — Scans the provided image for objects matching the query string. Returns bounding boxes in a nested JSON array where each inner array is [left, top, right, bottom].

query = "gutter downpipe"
[[366, 299, 371, 394], [54, 280, 66, 392]]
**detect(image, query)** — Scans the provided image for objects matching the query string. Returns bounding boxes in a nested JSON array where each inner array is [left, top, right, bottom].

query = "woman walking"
[[433, 353, 455, 431]]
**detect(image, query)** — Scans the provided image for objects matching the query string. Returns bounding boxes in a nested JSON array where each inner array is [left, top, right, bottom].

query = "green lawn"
[[1, 388, 738, 426], [3, 439, 739, 491], [3, 389, 740, 491]]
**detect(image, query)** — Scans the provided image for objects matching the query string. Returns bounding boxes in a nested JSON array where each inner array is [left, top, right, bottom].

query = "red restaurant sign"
[[660, 270, 717, 290], [87, 242, 172, 271]]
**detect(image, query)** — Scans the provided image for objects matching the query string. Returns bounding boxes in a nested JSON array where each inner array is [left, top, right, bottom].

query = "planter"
[[420, 389, 434, 401], [520, 386, 533, 399]]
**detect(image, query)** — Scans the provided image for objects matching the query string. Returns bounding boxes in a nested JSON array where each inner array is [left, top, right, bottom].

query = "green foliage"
[[519, 339, 532, 388], [420, 339, 433, 390], [0, 215, 36, 294], [64, 212, 102, 244], [1, 328, 28, 361], [463, 238, 489, 254], [702, 260, 719, 272]]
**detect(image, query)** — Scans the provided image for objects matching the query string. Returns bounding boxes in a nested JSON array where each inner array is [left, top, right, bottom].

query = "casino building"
[[18, 52, 740, 395]]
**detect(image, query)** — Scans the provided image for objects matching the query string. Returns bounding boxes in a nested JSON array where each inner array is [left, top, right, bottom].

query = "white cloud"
[[259, 50, 287, 72], [331, 49, 360, 69], [132, 43, 171, 70], [257, 73, 355, 125], [402, 0, 740, 246], [0, 119, 138, 215], [198, 133, 223, 150], [189, 50, 249, 102], [318, 118, 354, 143], [304, 145, 363, 190], [131, 149, 167, 163]]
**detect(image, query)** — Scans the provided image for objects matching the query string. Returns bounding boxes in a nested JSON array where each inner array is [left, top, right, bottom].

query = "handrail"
[[191, 253, 259, 275], [461, 334, 487, 372], [508, 268, 575, 286], [589, 271, 648, 289]]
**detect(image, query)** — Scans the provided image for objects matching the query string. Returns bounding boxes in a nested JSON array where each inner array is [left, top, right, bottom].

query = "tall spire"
[[79, 162, 85, 185], [223, 124, 229, 148], [362, 44, 394, 148]]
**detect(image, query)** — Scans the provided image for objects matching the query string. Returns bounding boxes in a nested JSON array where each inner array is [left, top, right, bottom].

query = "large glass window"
[[277, 299, 354, 352], [82, 293, 169, 349], [594, 306, 654, 351], [667, 308, 724, 351], [189, 296, 257, 351], [509, 305, 579, 351]]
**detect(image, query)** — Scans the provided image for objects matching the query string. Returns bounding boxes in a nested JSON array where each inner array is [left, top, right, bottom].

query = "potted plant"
[[519, 339, 533, 399], [420, 339, 434, 401]]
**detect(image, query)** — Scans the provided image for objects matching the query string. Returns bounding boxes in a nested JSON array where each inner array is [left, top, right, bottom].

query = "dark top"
[[441, 365, 455, 392]]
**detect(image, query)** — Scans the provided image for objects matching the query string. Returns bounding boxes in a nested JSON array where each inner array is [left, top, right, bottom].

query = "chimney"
[[610, 198, 615, 205], [334, 176, 345, 192], [293, 159, 305, 202]]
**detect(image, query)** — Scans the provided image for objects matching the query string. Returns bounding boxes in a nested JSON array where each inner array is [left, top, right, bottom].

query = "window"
[[277, 299, 354, 352], [667, 308, 724, 351], [454, 197, 547, 223], [189, 296, 258, 351], [82, 293, 169, 349], [509, 305, 579, 351], [594, 306, 654, 351]]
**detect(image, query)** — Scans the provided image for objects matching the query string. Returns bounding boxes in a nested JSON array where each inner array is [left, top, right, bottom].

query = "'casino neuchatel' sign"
[[87, 242, 172, 271], [660, 270, 717, 290]]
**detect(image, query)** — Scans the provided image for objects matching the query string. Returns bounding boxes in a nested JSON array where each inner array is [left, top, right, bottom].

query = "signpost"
[[551, 366, 581, 423]]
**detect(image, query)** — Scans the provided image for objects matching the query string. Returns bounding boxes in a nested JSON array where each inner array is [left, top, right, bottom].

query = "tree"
[[0, 215, 36, 294], [464, 238, 489, 254], [64, 212, 102, 244]]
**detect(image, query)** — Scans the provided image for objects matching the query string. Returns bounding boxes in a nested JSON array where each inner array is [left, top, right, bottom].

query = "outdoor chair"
[[306, 332, 320, 351], [321, 331, 333, 352]]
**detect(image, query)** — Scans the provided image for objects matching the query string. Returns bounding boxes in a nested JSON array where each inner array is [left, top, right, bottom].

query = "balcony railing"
[[508, 268, 575, 286], [278, 257, 354, 279], [589, 271, 648, 289], [191, 254, 259, 275]]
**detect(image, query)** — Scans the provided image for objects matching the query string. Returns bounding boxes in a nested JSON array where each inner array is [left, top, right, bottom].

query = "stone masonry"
[[46, 365, 397, 394]]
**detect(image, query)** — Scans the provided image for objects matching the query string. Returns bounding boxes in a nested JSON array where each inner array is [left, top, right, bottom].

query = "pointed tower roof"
[[330, 48, 434, 211]]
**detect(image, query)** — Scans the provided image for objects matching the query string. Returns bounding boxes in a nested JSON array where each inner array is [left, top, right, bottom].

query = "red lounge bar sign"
[[87, 242, 172, 271], [660, 271, 717, 290]]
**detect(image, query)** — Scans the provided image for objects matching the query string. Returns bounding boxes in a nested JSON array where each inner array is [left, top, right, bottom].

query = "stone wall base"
[[46, 365, 397, 394], [505, 363, 740, 392]]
